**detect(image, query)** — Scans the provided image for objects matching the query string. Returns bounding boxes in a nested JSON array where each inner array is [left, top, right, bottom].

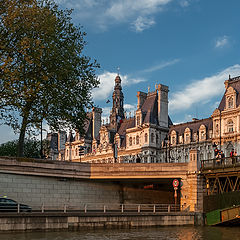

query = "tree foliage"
[[0, 139, 48, 158], [0, 0, 100, 156]]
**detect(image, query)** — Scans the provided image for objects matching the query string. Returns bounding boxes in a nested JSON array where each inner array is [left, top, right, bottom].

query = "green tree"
[[0, 138, 48, 158], [0, 0, 100, 157]]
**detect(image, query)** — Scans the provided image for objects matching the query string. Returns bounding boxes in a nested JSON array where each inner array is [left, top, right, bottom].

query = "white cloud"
[[141, 59, 180, 73], [124, 103, 137, 117], [179, 0, 190, 7], [57, 0, 172, 31], [215, 36, 229, 48], [169, 64, 240, 113], [132, 16, 155, 32], [92, 72, 145, 101]]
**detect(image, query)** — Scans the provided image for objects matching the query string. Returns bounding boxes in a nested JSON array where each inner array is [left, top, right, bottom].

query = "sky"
[[1, 0, 240, 144]]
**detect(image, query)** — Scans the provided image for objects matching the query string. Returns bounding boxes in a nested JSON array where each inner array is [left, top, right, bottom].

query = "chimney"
[[137, 91, 147, 109], [157, 84, 169, 128], [92, 107, 102, 140]]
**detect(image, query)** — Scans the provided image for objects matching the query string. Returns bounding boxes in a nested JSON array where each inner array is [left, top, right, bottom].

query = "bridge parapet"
[[0, 156, 204, 213], [201, 156, 240, 174]]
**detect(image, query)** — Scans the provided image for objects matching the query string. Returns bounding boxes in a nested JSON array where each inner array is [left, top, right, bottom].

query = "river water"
[[0, 227, 240, 240]]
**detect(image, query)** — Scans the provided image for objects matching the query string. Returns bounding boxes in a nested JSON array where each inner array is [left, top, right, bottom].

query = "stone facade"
[[163, 75, 240, 164], [49, 75, 240, 165], [64, 75, 170, 163]]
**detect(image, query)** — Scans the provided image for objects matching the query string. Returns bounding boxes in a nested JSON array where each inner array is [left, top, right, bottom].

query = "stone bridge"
[[0, 150, 203, 212]]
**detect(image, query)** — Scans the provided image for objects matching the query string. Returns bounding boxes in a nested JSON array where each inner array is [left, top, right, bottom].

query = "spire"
[[110, 75, 125, 130]]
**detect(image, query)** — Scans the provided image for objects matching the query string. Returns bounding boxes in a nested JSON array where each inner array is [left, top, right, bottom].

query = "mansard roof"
[[118, 117, 135, 136], [141, 92, 158, 124], [218, 76, 240, 111], [169, 117, 213, 135]]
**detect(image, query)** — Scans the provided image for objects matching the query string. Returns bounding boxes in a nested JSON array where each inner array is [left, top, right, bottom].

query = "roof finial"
[[117, 66, 120, 76], [148, 86, 150, 93], [229, 74, 231, 80]]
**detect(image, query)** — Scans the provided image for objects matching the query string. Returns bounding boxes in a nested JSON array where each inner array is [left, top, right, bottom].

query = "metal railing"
[[0, 203, 181, 214], [201, 155, 240, 170]]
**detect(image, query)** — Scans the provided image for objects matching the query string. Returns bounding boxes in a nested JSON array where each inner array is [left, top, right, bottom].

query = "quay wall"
[[0, 212, 203, 231], [0, 173, 121, 207]]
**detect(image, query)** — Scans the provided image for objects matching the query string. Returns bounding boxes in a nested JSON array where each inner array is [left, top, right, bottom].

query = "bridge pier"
[[180, 150, 205, 212]]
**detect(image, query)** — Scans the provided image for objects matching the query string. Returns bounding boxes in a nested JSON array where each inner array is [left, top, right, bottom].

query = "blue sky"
[[1, 0, 240, 144]]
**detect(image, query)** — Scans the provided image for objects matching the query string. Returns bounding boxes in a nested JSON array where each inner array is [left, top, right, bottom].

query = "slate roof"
[[118, 117, 135, 136], [141, 92, 159, 125], [218, 76, 240, 111], [169, 117, 213, 136]]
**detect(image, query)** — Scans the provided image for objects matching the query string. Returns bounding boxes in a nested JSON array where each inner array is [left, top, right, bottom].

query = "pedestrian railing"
[[0, 203, 180, 214], [201, 155, 240, 170]]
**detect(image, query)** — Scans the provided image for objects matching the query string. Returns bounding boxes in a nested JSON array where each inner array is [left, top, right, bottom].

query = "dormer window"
[[228, 96, 233, 109], [225, 86, 236, 109], [200, 131, 205, 140], [184, 128, 191, 144]]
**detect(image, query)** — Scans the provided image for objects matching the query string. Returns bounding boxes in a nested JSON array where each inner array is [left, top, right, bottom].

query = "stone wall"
[[0, 212, 198, 231], [0, 173, 121, 207]]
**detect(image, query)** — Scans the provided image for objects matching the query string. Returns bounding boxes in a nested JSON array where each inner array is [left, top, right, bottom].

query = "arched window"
[[228, 120, 234, 132], [136, 135, 139, 145], [129, 137, 132, 146], [228, 97, 233, 108], [156, 134, 159, 144], [185, 134, 190, 143], [151, 133, 154, 143], [145, 133, 148, 143], [172, 136, 175, 145]]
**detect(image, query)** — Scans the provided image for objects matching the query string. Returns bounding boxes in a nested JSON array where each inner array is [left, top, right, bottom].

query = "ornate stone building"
[[64, 75, 171, 163], [59, 74, 240, 163], [164, 75, 240, 163]]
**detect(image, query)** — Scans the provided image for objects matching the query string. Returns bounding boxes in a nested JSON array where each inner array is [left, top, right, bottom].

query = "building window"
[[136, 135, 139, 145], [156, 134, 159, 144], [200, 131, 205, 140], [185, 134, 190, 143], [228, 97, 233, 108], [216, 124, 219, 135], [228, 120, 234, 132], [129, 137, 132, 146], [136, 116, 140, 126], [172, 136, 175, 145], [151, 133, 154, 143], [145, 133, 148, 143]]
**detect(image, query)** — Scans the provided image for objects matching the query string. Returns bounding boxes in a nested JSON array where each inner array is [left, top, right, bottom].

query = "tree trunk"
[[17, 112, 30, 157]]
